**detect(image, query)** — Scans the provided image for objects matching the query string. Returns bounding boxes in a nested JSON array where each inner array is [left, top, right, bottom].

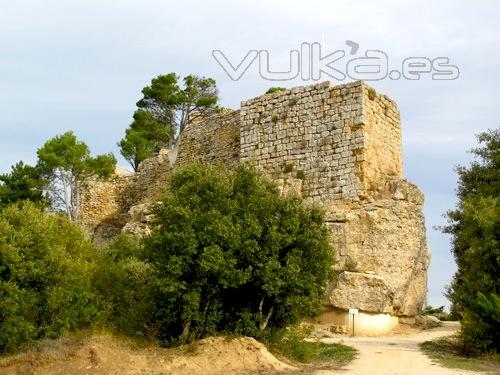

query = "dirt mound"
[[0, 335, 296, 375]]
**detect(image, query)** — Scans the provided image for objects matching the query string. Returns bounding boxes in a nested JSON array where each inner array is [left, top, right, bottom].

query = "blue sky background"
[[1, 0, 499, 308]]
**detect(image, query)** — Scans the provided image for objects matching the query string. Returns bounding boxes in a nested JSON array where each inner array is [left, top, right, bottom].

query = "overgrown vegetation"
[[142, 163, 334, 344], [0, 202, 100, 353], [0, 163, 335, 355], [442, 128, 499, 355], [420, 337, 500, 373], [261, 326, 356, 365], [0, 162, 47, 210]]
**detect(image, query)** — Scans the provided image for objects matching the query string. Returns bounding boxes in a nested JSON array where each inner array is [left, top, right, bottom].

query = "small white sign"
[[349, 308, 359, 314]]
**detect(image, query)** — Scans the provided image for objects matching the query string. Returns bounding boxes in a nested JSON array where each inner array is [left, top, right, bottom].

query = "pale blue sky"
[[1, 0, 499, 308]]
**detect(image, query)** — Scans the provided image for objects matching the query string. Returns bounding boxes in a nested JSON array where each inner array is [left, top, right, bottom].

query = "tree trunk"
[[60, 169, 71, 220], [259, 305, 274, 331], [181, 319, 192, 343]]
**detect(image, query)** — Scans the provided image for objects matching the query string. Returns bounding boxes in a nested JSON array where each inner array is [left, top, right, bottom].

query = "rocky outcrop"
[[79, 81, 430, 319], [329, 272, 393, 313]]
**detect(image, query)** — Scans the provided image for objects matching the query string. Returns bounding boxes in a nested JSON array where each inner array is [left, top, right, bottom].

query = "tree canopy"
[[443, 128, 500, 355], [143, 163, 334, 344], [0, 162, 46, 210], [37, 131, 116, 219], [136, 73, 219, 139], [118, 110, 173, 171]]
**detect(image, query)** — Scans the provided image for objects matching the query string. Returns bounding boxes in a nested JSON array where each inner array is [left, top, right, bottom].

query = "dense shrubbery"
[[0, 163, 334, 353], [96, 164, 334, 345], [0, 202, 99, 353], [93, 235, 155, 337], [443, 128, 499, 355], [143, 163, 334, 344]]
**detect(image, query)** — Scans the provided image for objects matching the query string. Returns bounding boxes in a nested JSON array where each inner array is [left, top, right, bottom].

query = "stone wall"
[[240, 81, 366, 201], [79, 150, 172, 245], [79, 81, 430, 328], [177, 109, 240, 167]]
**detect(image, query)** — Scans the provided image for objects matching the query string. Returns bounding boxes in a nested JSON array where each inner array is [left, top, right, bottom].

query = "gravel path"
[[314, 322, 475, 375]]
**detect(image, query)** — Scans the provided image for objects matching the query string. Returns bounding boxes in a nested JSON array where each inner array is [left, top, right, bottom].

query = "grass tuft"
[[420, 337, 500, 373]]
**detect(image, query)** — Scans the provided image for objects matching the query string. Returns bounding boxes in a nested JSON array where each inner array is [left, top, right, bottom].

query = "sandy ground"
[[0, 335, 295, 375], [313, 322, 475, 375]]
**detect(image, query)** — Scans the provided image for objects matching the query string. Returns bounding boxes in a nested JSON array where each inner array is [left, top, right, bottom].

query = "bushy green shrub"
[[94, 235, 155, 337], [143, 163, 334, 344], [0, 202, 99, 353]]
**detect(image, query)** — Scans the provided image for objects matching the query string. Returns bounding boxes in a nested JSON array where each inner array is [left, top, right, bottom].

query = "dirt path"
[[314, 322, 474, 375]]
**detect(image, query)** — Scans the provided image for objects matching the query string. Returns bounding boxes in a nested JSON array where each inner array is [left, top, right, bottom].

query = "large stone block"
[[328, 272, 393, 313]]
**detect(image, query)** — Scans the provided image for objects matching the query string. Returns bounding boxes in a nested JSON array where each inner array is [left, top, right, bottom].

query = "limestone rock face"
[[325, 179, 430, 316], [79, 81, 430, 318], [329, 272, 393, 313]]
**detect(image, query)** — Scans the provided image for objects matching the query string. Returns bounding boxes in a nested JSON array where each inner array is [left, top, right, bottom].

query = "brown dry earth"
[[0, 336, 295, 375]]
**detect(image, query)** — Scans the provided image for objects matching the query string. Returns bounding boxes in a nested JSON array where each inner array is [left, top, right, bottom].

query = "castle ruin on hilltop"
[[79, 81, 430, 335]]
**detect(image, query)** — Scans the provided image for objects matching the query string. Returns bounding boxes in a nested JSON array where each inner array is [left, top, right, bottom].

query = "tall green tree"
[[144, 163, 334, 344], [37, 132, 116, 220], [136, 73, 219, 140], [0, 162, 46, 210], [118, 110, 173, 171], [443, 128, 499, 355]]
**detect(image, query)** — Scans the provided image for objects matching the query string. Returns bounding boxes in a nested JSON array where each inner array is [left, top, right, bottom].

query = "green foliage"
[[345, 257, 358, 272], [261, 326, 356, 364], [422, 305, 457, 321], [266, 87, 287, 94], [0, 162, 47, 210], [420, 337, 500, 372], [296, 170, 305, 180], [118, 110, 173, 171], [136, 73, 219, 138], [143, 163, 334, 344], [443, 128, 500, 355], [37, 131, 116, 219], [282, 162, 294, 173], [0, 202, 99, 353], [94, 235, 155, 337]]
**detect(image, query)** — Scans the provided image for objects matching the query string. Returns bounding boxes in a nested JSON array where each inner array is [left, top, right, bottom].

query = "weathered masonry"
[[80, 81, 430, 335]]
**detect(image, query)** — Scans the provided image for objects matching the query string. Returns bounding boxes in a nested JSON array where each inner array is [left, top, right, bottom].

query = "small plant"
[[289, 98, 298, 106], [272, 115, 279, 123], [261, 326, 357, 365], [345, 257, 358, 272], [367, 88, 376, 100], [266, 87, 287, 94], [296, 170, 305, 180], [282, 162, 294, 173]]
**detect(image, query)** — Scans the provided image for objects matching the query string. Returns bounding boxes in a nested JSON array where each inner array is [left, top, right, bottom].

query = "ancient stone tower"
[[80, 81, 430, 335]]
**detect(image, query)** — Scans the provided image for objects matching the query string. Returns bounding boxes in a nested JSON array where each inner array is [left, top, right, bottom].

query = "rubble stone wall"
[[177, 109, 240, 167]]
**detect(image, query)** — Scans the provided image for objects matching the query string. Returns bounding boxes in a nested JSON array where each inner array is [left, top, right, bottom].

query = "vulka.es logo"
[[212, 41, 460, 82]]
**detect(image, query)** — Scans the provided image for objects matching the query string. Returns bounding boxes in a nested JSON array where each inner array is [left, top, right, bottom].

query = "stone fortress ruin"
[[79, 81, 430, 335]]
